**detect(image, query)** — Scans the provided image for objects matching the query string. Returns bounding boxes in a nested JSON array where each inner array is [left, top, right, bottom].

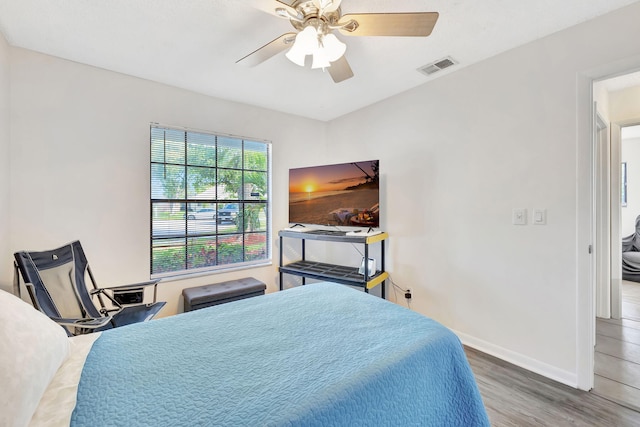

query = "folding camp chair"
[[14, 240, 166, 336]]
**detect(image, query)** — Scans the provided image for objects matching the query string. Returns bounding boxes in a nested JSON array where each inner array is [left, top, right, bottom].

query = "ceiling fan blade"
[[338, 12, 439, 37], [236, 33, 296, 67], [328, 55, 354, 83]]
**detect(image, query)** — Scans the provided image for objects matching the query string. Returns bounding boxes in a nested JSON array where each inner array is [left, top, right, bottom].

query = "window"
[[150, 125, 271, 277]]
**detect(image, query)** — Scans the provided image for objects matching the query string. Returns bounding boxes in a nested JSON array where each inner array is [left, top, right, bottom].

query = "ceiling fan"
[[237, 0, 439, 83]]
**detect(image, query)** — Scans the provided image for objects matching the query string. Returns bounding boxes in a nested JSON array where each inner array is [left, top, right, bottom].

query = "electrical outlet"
[[405, 290, 412, 299]]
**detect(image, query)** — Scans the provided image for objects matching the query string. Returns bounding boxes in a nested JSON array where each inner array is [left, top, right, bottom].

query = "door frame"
[[611, 122, 623, 320], [577, 59, 640, 390], [595, 112, 611, 319]]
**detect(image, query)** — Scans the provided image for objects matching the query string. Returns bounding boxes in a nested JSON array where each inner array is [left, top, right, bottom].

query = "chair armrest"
[[622, 234, 639, 253], [91, 279, 161, 304], [50, 315, 114, 329]]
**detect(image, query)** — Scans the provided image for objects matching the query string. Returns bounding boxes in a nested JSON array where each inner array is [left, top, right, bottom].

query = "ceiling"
[[599, 71, 640, 92], [0, 0, 639, 121], [623, 125, 640, 139]]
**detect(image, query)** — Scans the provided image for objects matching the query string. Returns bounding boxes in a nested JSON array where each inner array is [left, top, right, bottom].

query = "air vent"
[[418, 56, 458, 76]]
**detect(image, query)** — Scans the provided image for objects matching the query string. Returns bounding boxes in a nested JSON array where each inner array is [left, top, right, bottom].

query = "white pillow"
[[0, 289, 70, 427]]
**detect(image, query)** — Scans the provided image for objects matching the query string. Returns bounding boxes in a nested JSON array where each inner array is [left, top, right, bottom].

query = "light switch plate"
[[533, 208, 547, 225], [512, 208, 527, 225]]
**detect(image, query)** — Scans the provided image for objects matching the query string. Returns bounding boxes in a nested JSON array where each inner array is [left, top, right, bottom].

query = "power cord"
[[327, 226, 411, 308], [389, 275, 412, 309]]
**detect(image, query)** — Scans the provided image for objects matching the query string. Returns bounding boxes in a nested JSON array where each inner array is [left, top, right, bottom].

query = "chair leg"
[[13, 262, 21, 298]]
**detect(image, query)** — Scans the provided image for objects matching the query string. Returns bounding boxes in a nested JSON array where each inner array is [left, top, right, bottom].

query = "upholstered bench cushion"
[[182, 277, 266, 312]]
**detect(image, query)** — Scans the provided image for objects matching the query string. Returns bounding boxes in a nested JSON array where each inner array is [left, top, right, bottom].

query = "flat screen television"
[[289, 160, 379, 228]]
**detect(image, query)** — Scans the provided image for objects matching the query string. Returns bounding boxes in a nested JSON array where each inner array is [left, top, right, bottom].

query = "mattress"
[[67, 282, 488, 426]]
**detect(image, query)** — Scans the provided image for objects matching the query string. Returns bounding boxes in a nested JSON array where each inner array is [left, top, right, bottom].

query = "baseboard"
[[454, 329, 578, 388]]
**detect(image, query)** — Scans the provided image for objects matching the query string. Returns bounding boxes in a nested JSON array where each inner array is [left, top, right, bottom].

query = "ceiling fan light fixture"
[[241, 2, 440, 83], [287, 26, 346, 70], [285, 26, 318, 67], [285, 45, 307, 66], [312, 0, 342, 13], [311, 49, 331, 69], [322, 33, 346, 62]]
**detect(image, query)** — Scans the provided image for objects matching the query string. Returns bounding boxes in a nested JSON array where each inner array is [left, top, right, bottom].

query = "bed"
[[1, 282, 489, 427]]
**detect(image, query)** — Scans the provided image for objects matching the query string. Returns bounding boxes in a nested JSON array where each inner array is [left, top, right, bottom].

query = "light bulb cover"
[[311, 49, 331, 69], [322, 33, 346, 62], [285, 26, 320, 67], [286, 26, 346, 69], [285, 45, 307, 66]]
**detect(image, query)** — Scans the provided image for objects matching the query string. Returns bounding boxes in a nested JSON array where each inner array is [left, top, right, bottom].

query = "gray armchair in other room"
[[622, 215, 640, 283]]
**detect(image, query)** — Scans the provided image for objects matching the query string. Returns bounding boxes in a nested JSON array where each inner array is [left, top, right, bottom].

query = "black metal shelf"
[[278, 229, 388, 297], [280, 260, 389, 289]]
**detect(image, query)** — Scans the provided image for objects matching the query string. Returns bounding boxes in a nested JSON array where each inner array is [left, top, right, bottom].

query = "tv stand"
[[278, 229, 388, 298]]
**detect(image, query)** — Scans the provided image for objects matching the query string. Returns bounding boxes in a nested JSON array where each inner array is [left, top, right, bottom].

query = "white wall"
[[8, 48, 327, 314], [326, 1, 640, 387], [0, 32, 10, 292], [622, 137, 640, 235], [593, 81, 611, 123], [610, 85, 640, 123]]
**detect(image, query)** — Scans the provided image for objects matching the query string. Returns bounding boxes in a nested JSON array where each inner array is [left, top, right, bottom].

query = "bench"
[[182, 277, 266, 312]]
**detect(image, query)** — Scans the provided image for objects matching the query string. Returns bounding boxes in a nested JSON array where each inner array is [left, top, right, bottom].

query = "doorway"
[[591, 79, 640, 406]]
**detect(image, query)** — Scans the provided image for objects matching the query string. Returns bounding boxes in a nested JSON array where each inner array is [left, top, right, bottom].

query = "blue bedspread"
[[71, 282, 489, 426]]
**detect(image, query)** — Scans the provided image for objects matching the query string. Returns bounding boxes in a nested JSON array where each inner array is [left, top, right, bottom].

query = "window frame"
[[150, 124, 272, 279]]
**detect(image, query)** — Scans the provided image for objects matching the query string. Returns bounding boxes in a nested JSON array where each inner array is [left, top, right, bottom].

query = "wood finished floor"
[[593, 280, 640, 411], [466, 347, 640, 426]]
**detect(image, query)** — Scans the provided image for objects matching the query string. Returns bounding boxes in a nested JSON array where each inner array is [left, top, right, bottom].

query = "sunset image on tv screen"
[[289, 160, 379, 228]]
